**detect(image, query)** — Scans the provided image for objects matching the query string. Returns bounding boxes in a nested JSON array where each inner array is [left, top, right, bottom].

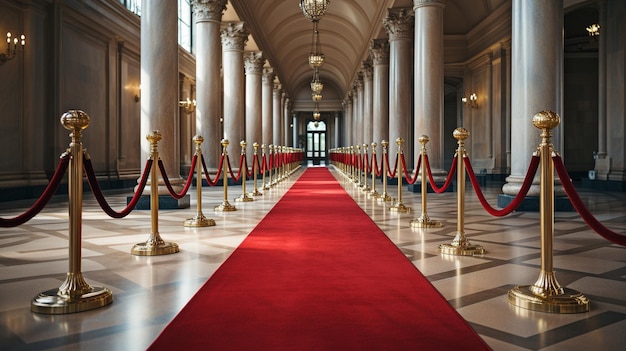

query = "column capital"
[[221, 22, 249, 51], [413, 0, 445, 10], [244, 51, 265, 75], [361, 59, 373, 81], [273, 82, 282, 96], [370, 38, 390, 65], [192, 0, 228, 22], [262, 67, 275, 84], [383, 8, 414, 41], [354, 72, 364, 90]]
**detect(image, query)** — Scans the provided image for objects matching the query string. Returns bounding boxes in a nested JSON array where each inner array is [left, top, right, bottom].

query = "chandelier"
[[310, 67, 323, 93], [299, 0, 330, 22], [309, 21, 325, 68]]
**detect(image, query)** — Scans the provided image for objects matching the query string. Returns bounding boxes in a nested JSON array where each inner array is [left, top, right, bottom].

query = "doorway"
[[306, 120, 326, 165]]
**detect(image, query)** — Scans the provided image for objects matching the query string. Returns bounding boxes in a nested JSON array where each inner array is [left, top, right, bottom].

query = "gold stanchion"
[[508, 111, 589, 313], [265, 145, 273, 190], [235, 141, 253, 202], [350, 145, 356, 183], [368, 142, 380, 198], [215, 139, 237, 212], [390, 137, 410, 213], [439, 128, 484, 255], [184, 135, 216, 227], [361, 143, 370, 192], [131, 131, 180, 256], [377, 140, 392, 203], [250, 142, 263, 196], [355, 145, 363, 187], [410, 135, 442, 228], [32, 110, 113, 314]]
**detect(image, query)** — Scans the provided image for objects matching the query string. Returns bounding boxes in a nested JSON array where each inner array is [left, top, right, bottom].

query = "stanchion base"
[[131, 241, 179, 256], [361, 186, 371, 193], [235, 194, 254, 202], [508, 285, 590, 313], [368, 190, 380, 199], [215, 201, 237, 212], [31, 286, 113, 314], [390, 203, 411, 213], [184, 214, 216, 227], [376, 194, 393, 203], [439, 242, 485, 256], [249, 190, 263, 196], [410, 216, 442, 228]]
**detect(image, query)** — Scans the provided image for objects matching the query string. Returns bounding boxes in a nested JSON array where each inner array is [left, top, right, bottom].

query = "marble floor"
[[0, 164, 625, 350]]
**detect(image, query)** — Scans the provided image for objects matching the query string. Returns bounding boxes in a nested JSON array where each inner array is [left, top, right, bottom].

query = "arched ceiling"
[[225, 0, 508, 110]]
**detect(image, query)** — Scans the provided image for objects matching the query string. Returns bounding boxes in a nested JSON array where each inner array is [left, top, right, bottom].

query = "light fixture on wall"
[[462, 93, 478, 109], [586, 23, 600, 37], [179, 97, 196, 114], [1, 32, 25, 65], [134, 84, 141, 102]]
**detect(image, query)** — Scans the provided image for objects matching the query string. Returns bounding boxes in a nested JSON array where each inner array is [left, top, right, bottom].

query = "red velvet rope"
[[226, 155, 244, 182], [464, 155, 539, 217], [385, 153, 398, 179], [363, 152, 369, 174], [261, 154, 268, 174], [423, 154, 457, 193], [158, 156, 196, 200], [84, 157, 152, 218], [0, 154, 70, 227], [400, 154, 421, 185], [201, 154, 223, 186], [553, 155, 626, 246]]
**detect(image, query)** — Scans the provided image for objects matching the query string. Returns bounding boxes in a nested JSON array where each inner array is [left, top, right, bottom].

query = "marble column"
[[502, 0, 563, 197], [262, 67, 275, 147], [362, 59, 374, 146], [371, 38, 390, 155], [244, 51, 265, 156], [384, 8, 414, 166], [413, 0, 444, 173], [140, 0, 184, 195], [595, 0, 609, 178], [221, 22, 249, 156], [273, 82, 282, 146], [283, 97, 290, 146], [334, 111, 341, 148], [192, 0, 227, 169], [344, 96, 353, 146], [352, 84, 360, 146]]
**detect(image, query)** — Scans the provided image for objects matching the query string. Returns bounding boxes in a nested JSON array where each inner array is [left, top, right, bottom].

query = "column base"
[[128, 195, 190, 210], [508, 285, 590, 313], [497, 194, 573, 212], [31, 286, 113, 314]]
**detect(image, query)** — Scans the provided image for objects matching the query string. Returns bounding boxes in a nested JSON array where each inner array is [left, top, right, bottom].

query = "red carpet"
[[149, 168, 491, 350]]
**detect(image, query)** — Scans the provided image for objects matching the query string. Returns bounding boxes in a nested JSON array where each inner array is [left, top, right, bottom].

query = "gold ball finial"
[[381, 140, 388, 147], [395, 137, 405, 145], [532, 110, 560, 130], [221, 139, 229, 147], [146, 130, 162, 143], [193, 135, 204, 145], [453, 127, 469, 141], [60, 110, 90, 132], [253, 142, 259, 147], [371, 142, 377, 147], [240, 140, 247, 148], [418, 135, 430, 145]]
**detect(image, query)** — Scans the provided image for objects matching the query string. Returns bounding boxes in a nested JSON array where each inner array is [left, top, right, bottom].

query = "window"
[[119, 0, 140, 16]]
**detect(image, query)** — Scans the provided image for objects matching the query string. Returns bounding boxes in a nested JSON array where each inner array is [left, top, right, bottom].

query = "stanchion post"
[[250, 142, 263, 196], [368, 142, 380, 198], [508, 111, 589, 313], [410, 135, 442, 228], [356, 144, 364, 188], [350, 145, 356, 182], [361, 143, 370, 192], [265, 145, 273, 189], [439, 128, 484, 255], [377, 140, 392, 203], [32, 110, 113, 314], [215, 139, 237, 211], [184, 135, 216, 227], [235, 141, 253, 202], [390, 137, 410, 213], [131, 131, 180, 256]]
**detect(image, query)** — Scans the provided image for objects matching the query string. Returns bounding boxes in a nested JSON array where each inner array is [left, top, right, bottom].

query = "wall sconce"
[[586, 23, 600, 37], [134, 84, 141, 102], [462, 93, 478, 109], [179, 97, 196, 114], [1, 32, 26, 65]]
